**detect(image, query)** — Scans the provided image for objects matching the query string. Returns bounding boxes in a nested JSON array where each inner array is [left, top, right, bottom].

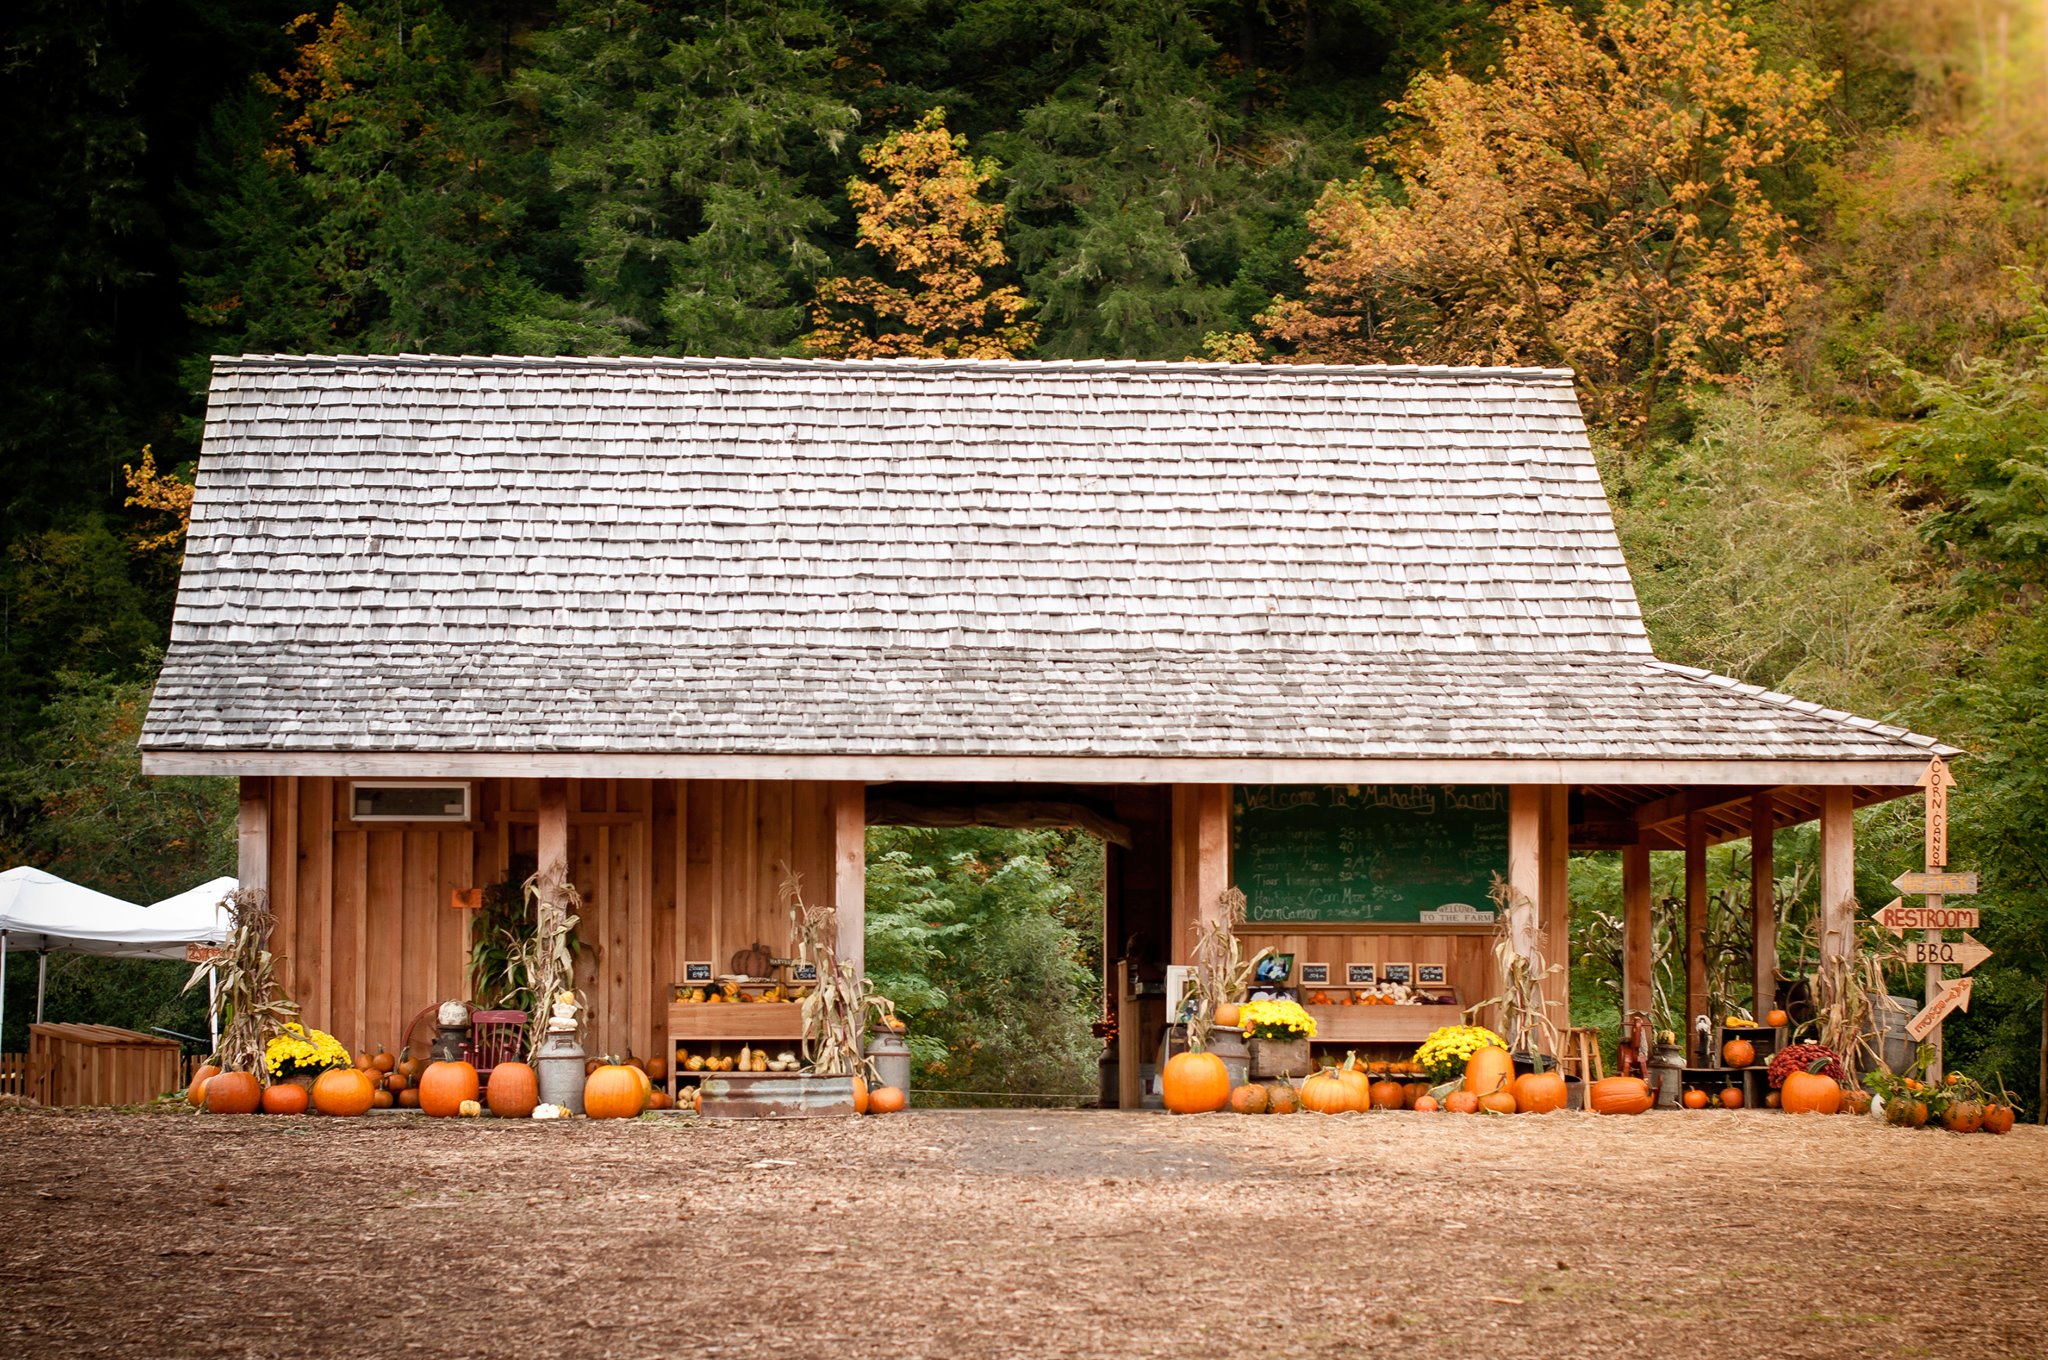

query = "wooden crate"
[[28, 1024, 182, 1106], [668, 1001, 805, 1043], [1302, 1003, 1460, 1046]]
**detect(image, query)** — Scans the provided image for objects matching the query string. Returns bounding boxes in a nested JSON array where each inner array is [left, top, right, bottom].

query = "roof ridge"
[[209, 352, 1579, 384]]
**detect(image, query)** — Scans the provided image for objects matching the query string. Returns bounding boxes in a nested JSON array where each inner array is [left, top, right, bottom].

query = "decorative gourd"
[[1445, 1090, 1481, 1114], [186, 1064, 222, 1107], [1764, 1091, 1781, 1108], [456, 1099, 481, 1117], [260, 1082, 308, 1115], [1162, 1051, 1231, 1114], [584, 1064, 647, 1120], [1367, 1079, 1405, 1110], [202, 1070, 262, 1115], [1719, 1086, 1743, 1110], [486, 1061, 540, 1119], [1764, 1009, 1789, 1028], [1780, 1062, 1842, 1115], [1228, 1083, 1270, 1115], [1587, 1076, 1654, 1115], [1512, 1067, 1568, 1114], [852, 1074, 870, 1116], [1941, 1100, 1984, 1134], [1212, 1002, 1241, 1028], [1722, 1038, 1756, 1068], [1413, 1095, 1440, 1113], [867, 1085, 907, 1114], [1477, 1088, 1516, 1114], [1462, 1045, 1514, 1099], [1264, 1082, 1299, 1114], [1682, 1088, 1709, 1109], [311, 1067, 375, 1117], [1982, 1103, 2015, 1134], [1298, 1070, 1352, 1115], [418, 1060, 481, 1117]]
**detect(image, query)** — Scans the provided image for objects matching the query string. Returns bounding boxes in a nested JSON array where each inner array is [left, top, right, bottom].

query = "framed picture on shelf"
[[1254, 953, 1295, 985], [1346, 963, 1376, 987], [1299, 961, 1331, 987]]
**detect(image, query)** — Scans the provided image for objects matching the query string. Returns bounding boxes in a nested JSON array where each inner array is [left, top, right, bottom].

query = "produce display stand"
[[1302, 991, 1463, 1048], [665, 1001, 805, 1097]]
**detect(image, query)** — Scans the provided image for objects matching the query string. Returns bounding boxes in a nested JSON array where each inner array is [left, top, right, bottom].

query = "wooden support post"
[[1116, 959, 1140, 1111], [1750, 793, 1775, 1020], [1819, 787, 1856, 973], [1539, 785, 1571, 1038], [830, 780, 866, 980], [1622, 843, 1653, 1022], [1170, 785, 1231, 961], [1684, 810, 1708, 1050], [237, 776, 271, 895], [538, 778, 569, 879], [1506, 787, 1542, 961]]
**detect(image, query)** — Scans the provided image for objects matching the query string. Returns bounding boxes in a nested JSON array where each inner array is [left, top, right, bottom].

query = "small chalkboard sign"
[[1346, 963, 1376, 986], [684, 961, 713, 984], [788, 961, 818, 983], [1382, 962, 1414, 986], [1300, 962, 1330, 987], [1417, 964, 1447, 986]]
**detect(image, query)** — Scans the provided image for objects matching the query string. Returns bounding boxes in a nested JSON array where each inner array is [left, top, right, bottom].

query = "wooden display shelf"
[[668, 1001, 805, 1043], [1301, 1004, 1460, 1045]]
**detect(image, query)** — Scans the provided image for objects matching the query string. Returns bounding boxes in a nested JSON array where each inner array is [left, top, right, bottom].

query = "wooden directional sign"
[[1906, 976, 1973, 1043], [1901, 934, 1993, 973], [184, 944, 225, 964], [1872, 899, 1981, 935], [1918, 758, 1955, 868], [1891, 869, 1978, 896]]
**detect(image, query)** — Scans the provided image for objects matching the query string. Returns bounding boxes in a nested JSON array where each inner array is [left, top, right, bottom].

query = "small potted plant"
[[1238, 999, 1317, 1079], [263, 1022, 353, 1093]]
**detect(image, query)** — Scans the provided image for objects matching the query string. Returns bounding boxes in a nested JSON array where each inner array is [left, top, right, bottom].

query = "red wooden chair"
[[465, 1010, 529, 1082]]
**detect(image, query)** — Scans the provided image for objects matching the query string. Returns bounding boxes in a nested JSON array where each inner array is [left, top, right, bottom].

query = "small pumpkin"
[[311, 1068, 375, 1117], [1462, 1045, 1514, 1100], [369, 1046, 396, 1074], [1299, 1070, 1352, 1115], [1587, 1076, 1654, 1115], [1511, 1068, 1568, 1115], [1682, 1088, 1710, 1110], [584, 1064, 647, 1120], [646, 1056, 668, 1081], [385, 1071, 408, 1093], [1477, 1088, 1516, 1115], [417, 1060, 481, 1118], [1212, 1002, 1240, 1028], [867, 1085, 907, 1114], [1722, 1038, 1755, 1068], [486, 1061, 540, 1119], [398, 1088, 420, 1108], [1413, 1095, 1440, 1113], [1162, 1051, 1231, 1115], [1982, 1103, 2016, 1135], [260, 1082, 309, 1115], [852, 1074, 870, 1116], [1367, 1079, 1405, 1111], [1719, 1086, 1744, 1110], [371, 1088, 394, 1109], [186, 1063, 222, 1108], [1445, 1090, 1481, 1114], [1764, 1008, 1790, 1028], [1764, 1091, 1781, 1109], [648, 1089, 672, 1110], [1780, 1061, 1842, 1116], [1840, 1089, 1872, 1116], [202, 1070, 262, 1115], [1885, 1097, 1928, 1128], [396, 1056, 425, 1082], [1941, 1100, 1985, 1134], [1264, 1082, 1299, 1114], [1228, 1083, 1270, 1115]]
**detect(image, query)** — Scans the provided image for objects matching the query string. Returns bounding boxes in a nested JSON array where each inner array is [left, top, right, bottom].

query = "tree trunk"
[[2038, 977, 2046, 1124]]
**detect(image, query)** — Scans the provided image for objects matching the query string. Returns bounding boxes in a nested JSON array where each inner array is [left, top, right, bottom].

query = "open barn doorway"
[[864, 784, 1172, 1109]]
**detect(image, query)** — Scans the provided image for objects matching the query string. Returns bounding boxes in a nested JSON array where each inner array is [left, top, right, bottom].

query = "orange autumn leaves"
[[804, 110, 1036, 361], [1261, 0, 1835, 432]]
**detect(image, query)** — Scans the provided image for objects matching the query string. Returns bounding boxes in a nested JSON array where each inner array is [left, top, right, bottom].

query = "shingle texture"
[[141, 354, 1948, 763]]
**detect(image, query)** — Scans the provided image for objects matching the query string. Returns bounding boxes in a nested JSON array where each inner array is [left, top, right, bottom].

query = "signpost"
[[1905, 976, 1973, 1043], [1892, 757, 1977, 1079], [1919, 758, 1954, 868], [1871, 899, 1980, 934], [1900, 935, 1993, 973]]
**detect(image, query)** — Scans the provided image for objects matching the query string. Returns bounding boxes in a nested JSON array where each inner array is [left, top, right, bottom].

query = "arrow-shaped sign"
[[1918, 758, 1957, 791], [1872, 899, 1981, 935], [1905, 976, 1973, 1043], [1901, 934, 1993, 973], [1918, 758, 1955, 867], [1892, 870, 1978, 896]]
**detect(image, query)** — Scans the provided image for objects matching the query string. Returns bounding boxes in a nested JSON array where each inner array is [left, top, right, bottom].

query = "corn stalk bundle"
[[1469, 875, 1562, 1062], [183, 886, 298, 1073], [782, 869, 895, 1077], [1188, 886, 1269, 1052], [518, 862, 584, 1061]]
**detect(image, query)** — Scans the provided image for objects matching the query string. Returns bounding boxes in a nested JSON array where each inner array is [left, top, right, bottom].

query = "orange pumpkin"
[[1764, 1091, 1781, 1108], [584, 1064, 647, 1120], [1587, 1076, 1654, 1115], [648, 1090, 673, 1111], [1162, 1051, 1231, 1114], [371, 1089, 394, 1109], [1780, 1067, 1842, 1116], [1941, 1100, 1985, 1134], [646, 1056, 668, 1081], [312, 1067, 375, 1117], [398, 1088, 420, 1108], [1332, 1059, 1371, 1112], [417, 1060, 481, 1118], [867, 1085, 907, 1114], [1228, 1083, 1270, 1115], [1299, 1069, 1352, 1115], [1512, 1068, 1568, 1114], [202, 1070, 261, 1115], [852, 1074, 870, 1116], [186, 1063, 222, 1107], [1841, 1089, 1872, 1115], [1445, 1090, 1481, 1114], [1683, 1088, 1710, 1109], [1765, 1009, 1790, 1028], [1722, 1038, 1755, 1068], [1264, 1082, 1299, 1114], [1413, 1095, 1440, 1113], [1982, 1103, 2016, 1134], [369, 1046, 396, 1074], [1212, 1002, 1240, 1028], [1463, 1045, 1514, 1099], [385, 1071, 408, 1093], [486, 1061, 540, 1119], [1477, 1088, 1517, 1114], [260, 1082, 309, 1115], [1719, 1086, 1744, 1110]]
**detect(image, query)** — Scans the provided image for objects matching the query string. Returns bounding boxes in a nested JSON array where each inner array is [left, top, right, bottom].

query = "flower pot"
[[1247, 1036, 1311, 1080]]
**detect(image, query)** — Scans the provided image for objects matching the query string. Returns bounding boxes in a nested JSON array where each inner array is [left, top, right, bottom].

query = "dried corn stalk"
[[783, 868, 894, 1077], [183, 886, 298, 1073], [1188, 887, 1269, 1052], [1468, 875, 1562, 1061], [518, 862, 584, 1060]]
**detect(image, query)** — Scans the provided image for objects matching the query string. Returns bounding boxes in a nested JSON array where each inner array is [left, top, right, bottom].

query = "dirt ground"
[[1, 1103, 2042, 1360]]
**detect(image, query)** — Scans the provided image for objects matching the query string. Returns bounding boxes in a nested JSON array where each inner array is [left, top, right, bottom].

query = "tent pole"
[[34, 951, 47, 1023], [1, 931, 9, 1056]]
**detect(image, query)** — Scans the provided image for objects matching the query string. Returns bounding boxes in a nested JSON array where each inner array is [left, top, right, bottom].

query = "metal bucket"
[[534, 1030, 585, 1114], [866, 1030, 912, 1095], [1870, 994, 1919, 1075], [702, 1074, 856, 1119]]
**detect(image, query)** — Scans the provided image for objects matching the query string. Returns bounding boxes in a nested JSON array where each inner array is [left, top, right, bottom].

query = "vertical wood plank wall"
[[266, 777, 842, 1063]]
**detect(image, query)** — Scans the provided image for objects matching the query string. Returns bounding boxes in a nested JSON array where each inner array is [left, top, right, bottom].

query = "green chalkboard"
[[1231, 785, 1509, 925]]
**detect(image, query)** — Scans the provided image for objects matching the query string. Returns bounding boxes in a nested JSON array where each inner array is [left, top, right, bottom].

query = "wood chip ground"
[[2, 1105, 2042, 1358]]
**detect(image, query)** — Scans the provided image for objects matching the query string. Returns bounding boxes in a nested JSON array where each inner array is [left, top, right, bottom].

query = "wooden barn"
[[139, 355, 1953, 1098]]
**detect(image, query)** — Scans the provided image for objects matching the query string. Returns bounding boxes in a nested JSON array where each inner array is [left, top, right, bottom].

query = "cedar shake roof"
[[139, 354, 1954, 775]]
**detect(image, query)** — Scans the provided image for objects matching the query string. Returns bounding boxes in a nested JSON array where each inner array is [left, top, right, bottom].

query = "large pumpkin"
[[312, 1067, 375, 1117], [417, 1060, 480, 1117], [1299, 1070, 1352, 1115], [1512, 1069, 1568, 1114], [584, 1063, 647, 1120], [1162, 1051, 1231, 1114], [202, 1070, 261, 1115], [260, 1082, 309, 1115], [486, 1061, 540, 1119], [1463, 1045, 1514, 1100], [186, 1063, 222, 1108], [1587, 1076, 1654, 1115], [1780, 1068, 1842, 1115], [1331, 1062, 1371, 1112], [866, 1085, 908, 1114]]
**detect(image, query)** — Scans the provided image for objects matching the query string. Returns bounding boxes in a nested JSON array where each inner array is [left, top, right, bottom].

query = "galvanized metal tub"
[[700, 1073, 857, 1119]]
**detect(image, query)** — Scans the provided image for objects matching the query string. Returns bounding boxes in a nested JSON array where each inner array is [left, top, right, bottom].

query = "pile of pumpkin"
[[186, 1051, 682, 1120], [1163, 1045, 1657, 1116]]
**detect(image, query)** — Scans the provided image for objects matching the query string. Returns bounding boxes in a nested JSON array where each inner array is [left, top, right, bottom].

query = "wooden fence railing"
[[0, 1052, 26, 1098]]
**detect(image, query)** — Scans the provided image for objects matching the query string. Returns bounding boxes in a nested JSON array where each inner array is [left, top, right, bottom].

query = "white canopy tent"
[[0, 867, 236, 1056]]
